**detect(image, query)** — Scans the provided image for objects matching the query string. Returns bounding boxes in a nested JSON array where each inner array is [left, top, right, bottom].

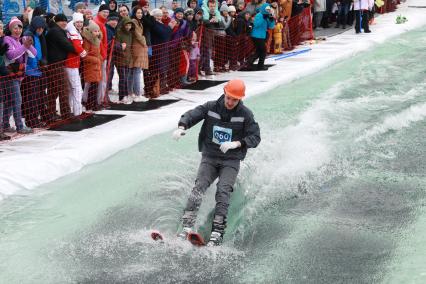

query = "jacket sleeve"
[[70, 35, 85, 55], [267, 18, 276, 30], [4, 37, 27, 61], [53, 29, 76, 53], [242, 110, 261, 149], [178, 101, 213, 129]]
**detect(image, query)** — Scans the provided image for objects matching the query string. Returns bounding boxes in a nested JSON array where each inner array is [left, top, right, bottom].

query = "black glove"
[[0, 43, 9, 56]]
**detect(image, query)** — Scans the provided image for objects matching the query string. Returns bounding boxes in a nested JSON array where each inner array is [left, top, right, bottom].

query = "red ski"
[[150, 230, 206, 246]]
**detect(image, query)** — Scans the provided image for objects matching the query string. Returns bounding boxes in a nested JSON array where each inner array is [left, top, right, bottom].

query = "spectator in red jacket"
[[65, 12, 87, 118]]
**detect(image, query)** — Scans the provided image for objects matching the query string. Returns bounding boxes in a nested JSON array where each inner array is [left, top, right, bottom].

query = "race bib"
[[212, 125, 232, 145]]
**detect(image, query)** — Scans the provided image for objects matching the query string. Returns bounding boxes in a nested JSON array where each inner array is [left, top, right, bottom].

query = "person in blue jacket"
[[247, 3, 275, 71]]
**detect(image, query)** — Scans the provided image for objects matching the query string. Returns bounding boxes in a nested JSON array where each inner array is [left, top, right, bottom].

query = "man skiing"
[[172, 79, 261, 246]]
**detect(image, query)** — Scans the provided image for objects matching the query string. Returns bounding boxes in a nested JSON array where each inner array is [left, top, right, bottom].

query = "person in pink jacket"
[[3, 17, 36, 134]]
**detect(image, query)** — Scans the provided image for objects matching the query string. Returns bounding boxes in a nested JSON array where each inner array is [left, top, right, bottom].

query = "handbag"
[[7, 62, 25, 78]]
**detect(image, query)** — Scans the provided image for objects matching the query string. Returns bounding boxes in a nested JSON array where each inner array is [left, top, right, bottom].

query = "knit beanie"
[[184, 8, 194, 16], [30, 16, 47, 29], [139, 0, 148, 7], [87, 20, 100, 32], [220, 2, 228, 12], [98, 4, 109, 12], [174, 7, 185, 15], [151, 8, 163, 17], [228, 5, 236, 12], [54, 13, 68, 23], [72, 12, 84, 22], [8, 17, 23, 30], [107, 12, 120, 21]]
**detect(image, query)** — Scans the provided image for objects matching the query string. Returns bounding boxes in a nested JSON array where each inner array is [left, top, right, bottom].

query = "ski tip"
[[187, 232, 206, 246], [151, 230, 163, 241]]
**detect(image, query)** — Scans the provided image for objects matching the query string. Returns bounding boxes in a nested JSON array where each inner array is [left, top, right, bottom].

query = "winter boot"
[[207, 215, 226, 247], [178, 210, 197, 240], [180, 76, 191, 85]]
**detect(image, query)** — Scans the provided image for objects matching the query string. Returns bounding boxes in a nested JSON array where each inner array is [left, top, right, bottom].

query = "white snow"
[[0, 0, 425, 201]]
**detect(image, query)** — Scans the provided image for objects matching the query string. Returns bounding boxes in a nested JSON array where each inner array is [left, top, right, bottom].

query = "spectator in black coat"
[[45, 14, 76, 120], [144, 8, 174, 97]]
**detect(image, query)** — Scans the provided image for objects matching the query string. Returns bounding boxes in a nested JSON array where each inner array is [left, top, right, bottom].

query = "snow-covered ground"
[[0, 0, 425, 201]]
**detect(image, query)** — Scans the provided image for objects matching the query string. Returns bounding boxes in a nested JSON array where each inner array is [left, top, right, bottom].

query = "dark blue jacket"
[[178, 95, 261, 160]]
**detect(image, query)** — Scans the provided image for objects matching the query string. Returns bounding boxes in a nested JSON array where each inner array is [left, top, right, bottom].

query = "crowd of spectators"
[[0, 0, 392, 141]]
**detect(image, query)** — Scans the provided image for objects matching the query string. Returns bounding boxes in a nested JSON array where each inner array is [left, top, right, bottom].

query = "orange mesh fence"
[[286, 7, 313, 49], [377, 0, 398, 14], [0, 12, 314, 140], [200, 26, 254, 74]]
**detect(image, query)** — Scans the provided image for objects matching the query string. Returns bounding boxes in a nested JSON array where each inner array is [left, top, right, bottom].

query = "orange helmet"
[[224, 79, 245, 100]]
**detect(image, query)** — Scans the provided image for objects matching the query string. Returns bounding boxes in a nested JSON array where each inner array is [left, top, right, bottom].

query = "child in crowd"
[[82, 20, 103, 110], [187, 32, 200, 82], [106, 14, 119, 92], [65, 12, 87, 117]]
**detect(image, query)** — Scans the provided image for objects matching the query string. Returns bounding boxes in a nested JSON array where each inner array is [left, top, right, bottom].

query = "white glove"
[[220, 141, 240, 153], [80, 50, 87, 58], [172, 126, 186, 140]]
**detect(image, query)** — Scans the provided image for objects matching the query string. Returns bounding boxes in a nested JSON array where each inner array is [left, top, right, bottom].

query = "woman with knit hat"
[[82, 20, 103, 110], [0, 20, 12, 140], [65, 12, 87, 117], [3, 17, 36, 134]]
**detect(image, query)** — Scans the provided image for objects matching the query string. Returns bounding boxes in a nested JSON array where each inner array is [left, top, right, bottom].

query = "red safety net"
[[0, 7, 314, 140], [286, 7, 314, 50], [377, 0, 399, 14]]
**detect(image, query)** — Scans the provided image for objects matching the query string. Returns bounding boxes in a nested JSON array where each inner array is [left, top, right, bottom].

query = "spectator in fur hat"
[[82, 20, 103, 110], [184, 8, 197, 32]]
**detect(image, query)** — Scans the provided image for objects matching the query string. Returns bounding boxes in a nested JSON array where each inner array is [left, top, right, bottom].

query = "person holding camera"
[[246, 3, 275, 71]]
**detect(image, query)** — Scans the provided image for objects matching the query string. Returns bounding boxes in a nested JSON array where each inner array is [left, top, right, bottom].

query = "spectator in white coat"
[[353, 0, 374, 33]]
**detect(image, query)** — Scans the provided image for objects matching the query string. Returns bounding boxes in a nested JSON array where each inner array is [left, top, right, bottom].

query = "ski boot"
[[207, 215, 226, 247], [178, 210, 197, 240], [177, 226, 193, 240]]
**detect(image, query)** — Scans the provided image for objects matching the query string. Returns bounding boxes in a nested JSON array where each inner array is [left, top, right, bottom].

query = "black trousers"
[[355, 10, 370, 33], [248, 37, 267, 69]]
